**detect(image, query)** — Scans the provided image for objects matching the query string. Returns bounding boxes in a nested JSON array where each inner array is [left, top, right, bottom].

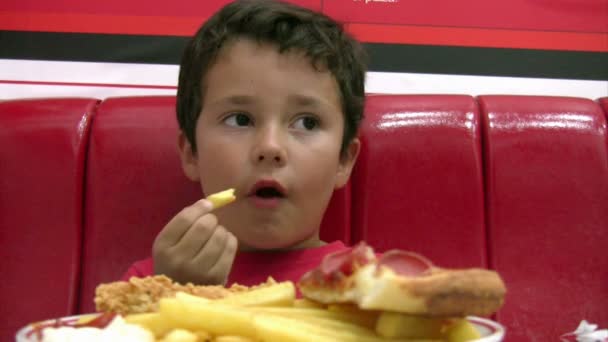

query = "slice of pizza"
[[298, 242, 506, 317]]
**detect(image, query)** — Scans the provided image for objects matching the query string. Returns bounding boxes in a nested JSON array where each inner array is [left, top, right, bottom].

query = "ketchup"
[[26, 312, 117, 340], [304, 242, 435, 285], [319, 242, 375, 280]]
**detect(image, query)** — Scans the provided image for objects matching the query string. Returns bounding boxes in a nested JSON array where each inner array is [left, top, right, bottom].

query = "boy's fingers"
[[207, 232, 238, 284], [154, 199, 214, 250], [192, 225, 229, 271], [172, 213, 219, 259]]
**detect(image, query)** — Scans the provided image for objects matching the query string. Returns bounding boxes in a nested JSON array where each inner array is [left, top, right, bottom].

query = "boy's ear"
[[335, 137, 361, 189], [178, 133, 200, 181]]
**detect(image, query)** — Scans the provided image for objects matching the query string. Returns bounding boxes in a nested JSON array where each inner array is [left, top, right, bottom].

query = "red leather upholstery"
[[352, 95, 486, 268], [77, 96, 351, 313], [0, 98, 98, 341], [479, 95, 608, 341], [319, 185, 351, 244], [78, 96, 200, 313], [599, 97, 608, 119]]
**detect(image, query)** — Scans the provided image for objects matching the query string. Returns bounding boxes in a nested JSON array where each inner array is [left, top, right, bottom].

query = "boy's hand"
[[152, 198, 238, 285]]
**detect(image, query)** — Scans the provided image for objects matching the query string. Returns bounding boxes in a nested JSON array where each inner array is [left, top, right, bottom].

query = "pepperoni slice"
[[320, 242, 375, 278], [377, 250, 434, 277]]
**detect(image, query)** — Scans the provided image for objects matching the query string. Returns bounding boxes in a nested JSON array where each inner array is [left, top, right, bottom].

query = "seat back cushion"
[[480, 95, 608, 341], [0, 98, 97, 340], [351, 95, 487, 268], [78, 96, 199, 313]]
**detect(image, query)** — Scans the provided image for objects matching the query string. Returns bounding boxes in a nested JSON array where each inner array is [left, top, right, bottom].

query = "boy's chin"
[[237, 238, 292, 251], [237, 234, 318, 252]]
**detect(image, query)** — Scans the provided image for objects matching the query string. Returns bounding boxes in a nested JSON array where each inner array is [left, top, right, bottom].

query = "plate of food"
[[16, 312, 504, 342], [17, 242, 506, 341]]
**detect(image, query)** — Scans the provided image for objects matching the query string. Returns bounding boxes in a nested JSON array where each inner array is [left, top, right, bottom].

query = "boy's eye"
[[292, 116, 319, 131], [223, 112, 252, 127]]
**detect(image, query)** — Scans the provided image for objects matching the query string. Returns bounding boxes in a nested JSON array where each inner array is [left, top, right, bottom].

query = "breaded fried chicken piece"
[[95, 275, 274, 315]]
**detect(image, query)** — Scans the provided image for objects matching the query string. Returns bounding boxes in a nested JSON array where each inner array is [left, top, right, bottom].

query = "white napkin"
[[561, 320, 608, 342]]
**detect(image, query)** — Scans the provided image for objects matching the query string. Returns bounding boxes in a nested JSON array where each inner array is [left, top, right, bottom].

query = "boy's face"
[[179, 38, 359, 250]]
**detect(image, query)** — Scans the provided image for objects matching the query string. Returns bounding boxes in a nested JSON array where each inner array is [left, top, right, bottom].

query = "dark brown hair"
[[176, 0, 367, 155]]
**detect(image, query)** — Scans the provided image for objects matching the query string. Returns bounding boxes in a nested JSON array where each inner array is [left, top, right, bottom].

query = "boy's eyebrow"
[[210, 94, 332, 109], [213, 95, 256, 106], [288, 94, 329, 109]]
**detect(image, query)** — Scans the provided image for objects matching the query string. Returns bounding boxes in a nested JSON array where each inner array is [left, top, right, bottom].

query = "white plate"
[[467, 316, 505, 342], [16, 314, 505, 341]]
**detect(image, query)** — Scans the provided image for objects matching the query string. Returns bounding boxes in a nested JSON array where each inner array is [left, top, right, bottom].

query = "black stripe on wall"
[[0, 31, 189, 65], [1, 30, 607, 80], [366, 43, 608, 81]]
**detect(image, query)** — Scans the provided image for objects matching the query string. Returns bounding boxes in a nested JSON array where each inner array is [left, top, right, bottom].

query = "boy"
[[122, 0, 367, 287]]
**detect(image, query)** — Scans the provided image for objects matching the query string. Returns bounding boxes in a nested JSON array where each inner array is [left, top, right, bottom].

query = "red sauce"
[[319, 242, 374, 280], [303, 242, 435, 286], [26, 312, 117, 340], [377, 250, 433, 276]]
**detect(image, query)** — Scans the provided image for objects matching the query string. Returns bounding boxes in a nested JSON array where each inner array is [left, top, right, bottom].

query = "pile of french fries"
[[123, 280, 482, 342]]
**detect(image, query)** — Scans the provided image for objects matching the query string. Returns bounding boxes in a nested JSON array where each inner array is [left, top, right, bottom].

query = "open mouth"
[[248, 180, 286, 199], [255, 187, 285, 198]]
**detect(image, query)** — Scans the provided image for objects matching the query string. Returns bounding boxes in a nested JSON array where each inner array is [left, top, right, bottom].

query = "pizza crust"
[[356, 265, 505, 316], [299, 244, 506, 317]]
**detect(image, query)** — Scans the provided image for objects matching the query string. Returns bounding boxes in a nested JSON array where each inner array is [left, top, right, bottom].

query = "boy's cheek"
[[197, 151, 245, 192]]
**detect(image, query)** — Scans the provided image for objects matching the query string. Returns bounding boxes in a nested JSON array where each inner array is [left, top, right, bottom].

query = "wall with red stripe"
[[1, 0, 606, 51], [1, 0, 606, 99]]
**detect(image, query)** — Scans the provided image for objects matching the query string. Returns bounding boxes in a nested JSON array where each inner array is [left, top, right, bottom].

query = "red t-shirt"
[[121, 240, 348, 287]]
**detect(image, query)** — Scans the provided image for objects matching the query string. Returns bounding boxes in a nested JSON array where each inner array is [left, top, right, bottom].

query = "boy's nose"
[[252, 127, 287, 166]]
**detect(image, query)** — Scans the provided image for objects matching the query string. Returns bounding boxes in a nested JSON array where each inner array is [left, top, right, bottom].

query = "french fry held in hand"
[[206, 188, 236, 209]]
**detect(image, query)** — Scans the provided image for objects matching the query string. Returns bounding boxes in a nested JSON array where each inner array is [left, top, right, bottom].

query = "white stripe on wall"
[[0, 84, 177, 99], [366, 72, 608, 99], [0, 59, 178, 86], [1, 59, 606, 100]]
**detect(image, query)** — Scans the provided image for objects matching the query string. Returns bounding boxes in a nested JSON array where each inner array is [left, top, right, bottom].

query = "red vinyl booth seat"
[[78, 96, 202, 314], [0, 98, 98, 341], [479, 95, 608, 341], [353, 95, 486, 268], [2, 94, 607, 342]]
